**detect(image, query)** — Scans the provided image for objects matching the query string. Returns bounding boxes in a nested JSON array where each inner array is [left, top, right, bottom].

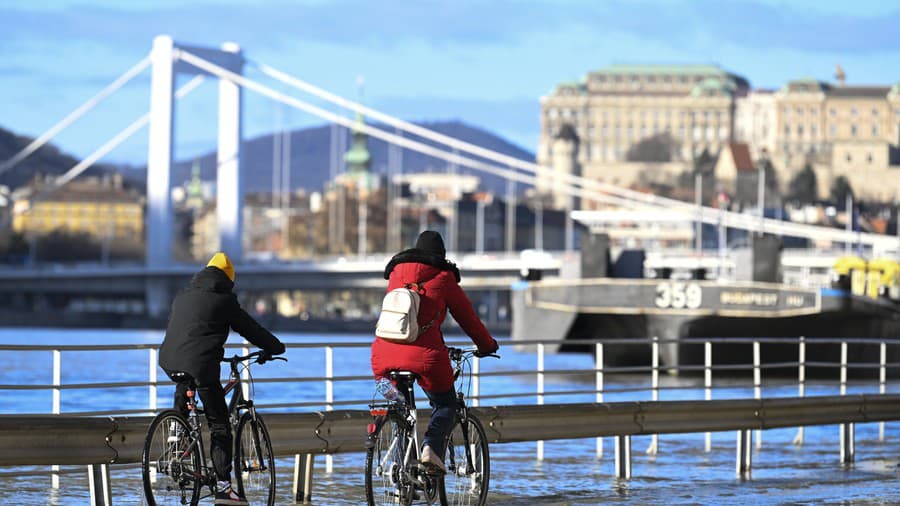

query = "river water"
[[2, 328, 899, 505]]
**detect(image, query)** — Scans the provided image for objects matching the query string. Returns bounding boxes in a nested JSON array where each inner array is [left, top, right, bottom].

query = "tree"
[[830, 175, 855, 206], [787, 163, 818, 204], [626, 133, 680, 163]]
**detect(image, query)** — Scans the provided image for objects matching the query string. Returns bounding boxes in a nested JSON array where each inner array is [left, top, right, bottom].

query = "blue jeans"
[[423, 388, 457, 458]]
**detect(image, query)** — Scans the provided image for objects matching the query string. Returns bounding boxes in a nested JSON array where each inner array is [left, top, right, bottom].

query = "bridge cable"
[[251, 59, 897, 249], [0, 55, 152, 176], [5, 76, 206, 228], [195, 52, 895, 248]]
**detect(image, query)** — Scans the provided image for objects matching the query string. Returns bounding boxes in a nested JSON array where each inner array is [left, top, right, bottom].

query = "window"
[[872, 124, 879, 136], [867, 153, 873, 164], [796, 107, 804, 115], [851, 125, 857, 136], [798, 125, 804, 137], [830, 108, 836, 117], [872, 108, 879, 116], [785, 125, 791, 136], [846, 153, 852, 163], [830, 125, 837, 136], [851, 107, 858, 116]]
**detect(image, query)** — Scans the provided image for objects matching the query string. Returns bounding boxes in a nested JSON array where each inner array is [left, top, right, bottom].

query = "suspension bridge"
[[0, 35, 895, 321]]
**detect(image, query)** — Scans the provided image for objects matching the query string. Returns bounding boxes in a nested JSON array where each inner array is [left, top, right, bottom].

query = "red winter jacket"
[[371, 250, 497, 393]]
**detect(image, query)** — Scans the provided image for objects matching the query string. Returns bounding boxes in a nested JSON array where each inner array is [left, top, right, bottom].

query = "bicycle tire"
[[142, 410, 202, 506], [440, 414, 490, 506], [366, 415, 415, 506], [234, 412, 276, 506]]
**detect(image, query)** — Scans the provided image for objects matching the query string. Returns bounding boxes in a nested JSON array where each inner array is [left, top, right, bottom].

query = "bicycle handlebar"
[[223, 351, 288, 365], [448, 346, 500, 362]]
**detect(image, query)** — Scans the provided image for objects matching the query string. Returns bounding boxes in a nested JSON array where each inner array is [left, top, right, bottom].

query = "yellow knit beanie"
[[207, 252, 235, 282]]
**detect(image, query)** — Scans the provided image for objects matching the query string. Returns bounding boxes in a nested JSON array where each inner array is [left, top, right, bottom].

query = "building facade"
[[539, 64, 750, 206], [543, 64, 900, 204], [11, 174, 144, 244]]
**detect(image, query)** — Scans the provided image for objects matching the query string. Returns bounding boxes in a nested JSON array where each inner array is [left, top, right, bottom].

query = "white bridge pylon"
[[147, 35, 245, 267]]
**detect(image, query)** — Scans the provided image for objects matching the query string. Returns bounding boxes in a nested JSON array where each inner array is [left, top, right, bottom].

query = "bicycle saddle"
[[388, 371, 419, 384], [169, 371, 194, 383]]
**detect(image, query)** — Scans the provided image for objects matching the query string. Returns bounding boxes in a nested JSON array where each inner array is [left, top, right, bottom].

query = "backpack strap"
[[407, 280, 444, 335]]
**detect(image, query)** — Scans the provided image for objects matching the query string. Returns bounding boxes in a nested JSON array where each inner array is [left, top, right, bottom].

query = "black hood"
[[384, 248, 461, 282], [190, 266, 235, 292]]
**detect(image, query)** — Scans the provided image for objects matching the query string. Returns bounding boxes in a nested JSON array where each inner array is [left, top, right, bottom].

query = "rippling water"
[[2, 328, 900, 505]]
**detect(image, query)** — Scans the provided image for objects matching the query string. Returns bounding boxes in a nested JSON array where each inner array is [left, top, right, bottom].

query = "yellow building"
[[11, 174, 144, 243]]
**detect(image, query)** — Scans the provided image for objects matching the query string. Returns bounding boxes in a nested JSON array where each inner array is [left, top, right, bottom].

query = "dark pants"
[[422, 388, 457, 458], [168, 370, 233, 483]]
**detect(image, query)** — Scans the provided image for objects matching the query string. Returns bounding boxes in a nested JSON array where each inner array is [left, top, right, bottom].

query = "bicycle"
[[141, 351, 285, 506], [365, 346, 499, 506]]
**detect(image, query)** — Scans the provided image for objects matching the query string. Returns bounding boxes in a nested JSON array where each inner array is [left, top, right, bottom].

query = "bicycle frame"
[[178, 354, 267, 489]]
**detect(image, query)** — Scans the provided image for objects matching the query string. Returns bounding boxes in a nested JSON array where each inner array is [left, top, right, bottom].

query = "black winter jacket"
[[159, 267, 285, 381]]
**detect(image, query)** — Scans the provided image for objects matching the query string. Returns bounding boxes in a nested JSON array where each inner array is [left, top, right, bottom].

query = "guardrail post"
[[647, 336, 659, 455], [880, 341, 886, 441], [149, 348, 158, 412], [753, 340, 762, 449], [736, 429, 752, 476], [88, 463, 112, 506], [793, 336, 806, 446], [615, 435, 631, 479], [52, 348, 61, 489], [704, 341, 712, 453], [537, 343, 545, 461], [840, 423, 855, 464], [293, 453, 315, 504], [595, 342, 604, 459], [325, 345, 334, 473], [840, 341, 847, 396], [472, 355, 480, 408], [241, 345, 251, 400]]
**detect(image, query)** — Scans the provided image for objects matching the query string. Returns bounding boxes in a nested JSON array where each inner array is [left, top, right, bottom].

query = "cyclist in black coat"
[[160, 252, 285, 506]]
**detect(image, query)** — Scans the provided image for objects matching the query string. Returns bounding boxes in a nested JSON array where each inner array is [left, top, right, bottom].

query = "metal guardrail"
[[2, 393, 898, 467], [2, 394, 899, 465], [3, 337, 900, 504]]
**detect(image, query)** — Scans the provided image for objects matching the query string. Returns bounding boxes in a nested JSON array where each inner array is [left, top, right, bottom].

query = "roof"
[[592, 63, 731, 75], [729, 143, 755, 172], [827, 86, 891, 98], [555, 124, 579, 142]]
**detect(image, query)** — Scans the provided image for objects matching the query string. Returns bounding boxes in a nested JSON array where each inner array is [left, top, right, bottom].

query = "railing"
[[3, 337, 899, 417], [2, 336, 899, 504]]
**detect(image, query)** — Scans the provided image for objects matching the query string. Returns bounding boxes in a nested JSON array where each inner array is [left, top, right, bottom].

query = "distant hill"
[[168, 120, 535, 195], [0, 120, 536, 195], [0, 126, 116, 189]]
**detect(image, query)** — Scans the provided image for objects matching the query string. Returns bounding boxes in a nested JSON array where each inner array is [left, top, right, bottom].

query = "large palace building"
[[539, 64, 900, 204]]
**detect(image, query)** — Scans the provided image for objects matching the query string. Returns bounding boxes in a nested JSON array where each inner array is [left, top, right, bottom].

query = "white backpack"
[[375, 283, 440, 343]]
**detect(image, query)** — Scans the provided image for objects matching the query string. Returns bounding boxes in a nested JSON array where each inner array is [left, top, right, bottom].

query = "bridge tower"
[[147, 35, 245, 268], [146, 35, 244, 316]]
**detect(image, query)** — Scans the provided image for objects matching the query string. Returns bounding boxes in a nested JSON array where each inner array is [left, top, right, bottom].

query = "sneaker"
[[420, 444, 446, 475], [214, 485, 248, 506]]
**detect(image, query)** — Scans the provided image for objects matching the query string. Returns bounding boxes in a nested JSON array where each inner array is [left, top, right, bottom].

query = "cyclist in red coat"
[[371, 230, 499, 474]]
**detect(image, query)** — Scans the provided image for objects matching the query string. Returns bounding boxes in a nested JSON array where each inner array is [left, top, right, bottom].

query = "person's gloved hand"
[[474, 340, 500, 358], [256, 351, 274, 364]]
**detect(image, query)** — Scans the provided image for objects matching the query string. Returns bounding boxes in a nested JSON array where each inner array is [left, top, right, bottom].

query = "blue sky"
[[1, 0, 899, 165]]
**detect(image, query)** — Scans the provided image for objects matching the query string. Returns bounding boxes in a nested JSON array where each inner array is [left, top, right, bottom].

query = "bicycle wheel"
[[366, 416, 415, 506], [234, 412, 276, 506], [440, 414, 490, 506], [142, 410, 202, 506]]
